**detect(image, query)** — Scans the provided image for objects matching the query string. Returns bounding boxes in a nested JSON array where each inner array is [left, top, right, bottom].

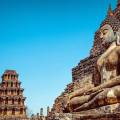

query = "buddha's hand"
[[62, 95, 70, 109], [85, 90, 93, 95]]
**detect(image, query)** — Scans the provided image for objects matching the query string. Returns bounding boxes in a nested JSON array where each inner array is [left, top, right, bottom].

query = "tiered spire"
[[0, 70, 27, 118], [107, 4, 113, 17]]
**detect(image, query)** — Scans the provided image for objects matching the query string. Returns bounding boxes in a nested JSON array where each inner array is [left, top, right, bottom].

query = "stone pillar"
[[37, 113, 39, 119], [47, 106, 50, 116], [40, 108, 43, 116]]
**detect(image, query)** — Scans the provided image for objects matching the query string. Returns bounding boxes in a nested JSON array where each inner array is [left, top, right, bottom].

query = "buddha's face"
[[100, 24, 115, 44]]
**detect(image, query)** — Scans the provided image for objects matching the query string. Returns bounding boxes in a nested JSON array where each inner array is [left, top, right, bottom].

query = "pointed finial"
[[107, 4, 113, 17]]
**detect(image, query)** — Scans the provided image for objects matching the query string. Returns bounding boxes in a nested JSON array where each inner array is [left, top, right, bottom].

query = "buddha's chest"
[[104, 51, 119, 71]]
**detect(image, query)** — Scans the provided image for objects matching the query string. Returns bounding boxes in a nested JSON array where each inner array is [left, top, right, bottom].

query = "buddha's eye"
[[102, 29, 108, 35]]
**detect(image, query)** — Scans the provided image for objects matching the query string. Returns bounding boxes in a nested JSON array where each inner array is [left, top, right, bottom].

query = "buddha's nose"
[[100, 33, 103, 39]]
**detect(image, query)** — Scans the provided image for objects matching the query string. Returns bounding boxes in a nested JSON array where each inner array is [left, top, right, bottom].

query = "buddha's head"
[[99, 16, 120, 46], [99, 24, 115, 44]]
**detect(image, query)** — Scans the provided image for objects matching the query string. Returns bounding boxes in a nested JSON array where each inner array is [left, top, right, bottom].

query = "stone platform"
[[52, 113, 120, 120], [51, 103, 120, 120]]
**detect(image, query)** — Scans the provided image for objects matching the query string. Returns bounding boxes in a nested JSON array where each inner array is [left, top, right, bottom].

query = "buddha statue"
[[97, 24, 120, 84], [62, 16, 120, 113]]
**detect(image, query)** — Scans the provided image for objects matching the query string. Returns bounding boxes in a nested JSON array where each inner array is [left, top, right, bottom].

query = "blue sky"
[[0, 0, 117, 115]]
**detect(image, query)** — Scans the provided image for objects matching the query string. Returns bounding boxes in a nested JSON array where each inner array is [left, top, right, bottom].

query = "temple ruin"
[[0, 70, 27, 119], [47, 0, 120, 119]]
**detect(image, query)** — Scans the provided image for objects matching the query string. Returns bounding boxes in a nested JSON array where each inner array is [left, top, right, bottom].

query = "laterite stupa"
[[0, 70, 26, 118]]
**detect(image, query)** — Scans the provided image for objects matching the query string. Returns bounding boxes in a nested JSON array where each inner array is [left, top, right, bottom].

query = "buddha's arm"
[[100, 42, 116, 59], [74, 89, 108, 112], [70, 89, 103, 107], [97, 42, 116, 70], [69, 76, 120, 100], [87, 76, 120, 94], [69, 87, 89, 99], [116, 45, 120, 54], [74, 85, 120, 112]]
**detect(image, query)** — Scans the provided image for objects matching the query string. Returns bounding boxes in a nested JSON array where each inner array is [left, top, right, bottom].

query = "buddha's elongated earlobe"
[[116, 33, 120, 45]]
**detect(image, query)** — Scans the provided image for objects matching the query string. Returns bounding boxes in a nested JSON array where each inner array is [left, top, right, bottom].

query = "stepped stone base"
[[51, 103, 120, 120], [52, 113, 120, 120], [0, 117, 30, 120]]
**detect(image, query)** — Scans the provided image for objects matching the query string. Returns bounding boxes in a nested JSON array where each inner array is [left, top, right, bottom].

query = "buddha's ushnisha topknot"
[[101, 16, 120, 32]]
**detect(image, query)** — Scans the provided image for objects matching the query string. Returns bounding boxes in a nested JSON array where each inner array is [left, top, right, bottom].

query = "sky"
[[0, 0, 117, 115]]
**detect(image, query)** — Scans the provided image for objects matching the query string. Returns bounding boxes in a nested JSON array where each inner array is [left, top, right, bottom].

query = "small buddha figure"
[[62, 17, 120, 113]]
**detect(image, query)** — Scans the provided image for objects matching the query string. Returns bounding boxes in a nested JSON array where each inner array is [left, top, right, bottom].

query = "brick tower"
[[0, 70, 26, 118]]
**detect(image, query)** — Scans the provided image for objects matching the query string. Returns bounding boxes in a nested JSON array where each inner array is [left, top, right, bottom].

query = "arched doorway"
[[12, 99, 14, 104], [5, 97, 8, 104], [12, 108, 15, 115], [18, 98, 21, 105], [0, 109, 2, 115], [4, 108, 7, 115], [0, 98, 3, 104], [20, 108, 23, 115]]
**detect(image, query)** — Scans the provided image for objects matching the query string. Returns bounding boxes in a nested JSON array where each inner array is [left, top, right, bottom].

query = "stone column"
[[47, 106, 50, 116], [40, 108, 43, 116]]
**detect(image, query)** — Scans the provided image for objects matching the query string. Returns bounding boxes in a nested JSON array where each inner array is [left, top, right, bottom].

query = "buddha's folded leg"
[[74, 89, 110, 112], [68, 89, 103, 112], [70, 95, 90, 108]]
